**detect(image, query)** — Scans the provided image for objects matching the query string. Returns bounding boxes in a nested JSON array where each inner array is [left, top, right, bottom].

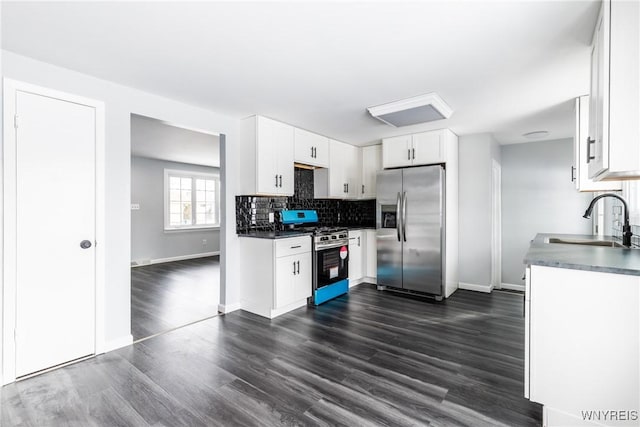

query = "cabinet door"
[[294, 128, 329, 168], [575, 96, 621, 192], [588, 7, 608, 179], [348, 231, 363, 281], [328, 139, 348, 197], [365, 230, 377, 278], [344, 143, 360, 199], [292, 252, 312, 302], [412, 130, 444, 165], [274, 254, 297, 309], [361, 145, 381, 199], [255, 116, 280, 194], [274, 120, 294, 196], [382, 135, 412, 168]]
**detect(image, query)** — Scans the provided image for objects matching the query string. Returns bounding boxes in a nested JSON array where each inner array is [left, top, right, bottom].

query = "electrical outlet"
[[131, 203, 140, 210], [202, 239, 207, 246], [268, 212, 275, 223]]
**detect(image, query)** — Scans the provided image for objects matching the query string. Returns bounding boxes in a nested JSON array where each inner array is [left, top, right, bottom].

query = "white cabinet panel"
[[382, 135, 412, 168], [588, 0, 640, 180], [527, 265, 639, 425], [412, 130, 444, 165], [294, 128, 328, 168], [382, 130, 450, 169], [239, 236, 311, 318], [348, 230, 363, 282], [365, 229, 377, 279], [240, 115, 294, 196], [360, 145, 381, 199], [314, 139, 360, 199], [573, 96, 620, 192]]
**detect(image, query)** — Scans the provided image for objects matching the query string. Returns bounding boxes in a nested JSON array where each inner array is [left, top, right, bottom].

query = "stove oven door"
[[315, 245, 349, 289]]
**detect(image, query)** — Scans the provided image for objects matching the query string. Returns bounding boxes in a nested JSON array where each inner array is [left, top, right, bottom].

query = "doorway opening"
[[130, 114, 221, 342]]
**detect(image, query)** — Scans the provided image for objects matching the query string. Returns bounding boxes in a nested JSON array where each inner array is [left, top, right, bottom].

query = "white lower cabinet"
[[526, 264, 639, 426], [239, 235, 312, 319], [365, 229, 377, 280], [348, 230, 364, 283]]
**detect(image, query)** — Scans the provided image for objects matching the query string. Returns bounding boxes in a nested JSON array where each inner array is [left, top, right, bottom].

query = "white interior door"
[[14, 89, 96, 377]]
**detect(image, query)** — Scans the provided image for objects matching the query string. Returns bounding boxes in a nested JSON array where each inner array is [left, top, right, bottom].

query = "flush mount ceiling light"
[[523, 130, 549, 139], [367, 92, 454, 127]]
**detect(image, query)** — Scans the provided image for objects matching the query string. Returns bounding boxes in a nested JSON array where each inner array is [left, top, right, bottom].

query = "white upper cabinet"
[[573, 96, 621, 192], [360, 145, 382, 199], [382, 135, 412, 168], [382, 129, 451, 168], [587, 0, 640, 180], [240, 115, 294, 196], [314, 139, 360, 199], [294, 128, 329, 168]]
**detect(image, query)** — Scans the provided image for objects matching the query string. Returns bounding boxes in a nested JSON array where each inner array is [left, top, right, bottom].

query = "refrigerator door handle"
[[402, 191, 407, 242], [396, 192, 402, 242]]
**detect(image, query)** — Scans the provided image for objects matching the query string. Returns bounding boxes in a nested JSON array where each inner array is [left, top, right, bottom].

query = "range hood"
[[367, 92, 453, 127]]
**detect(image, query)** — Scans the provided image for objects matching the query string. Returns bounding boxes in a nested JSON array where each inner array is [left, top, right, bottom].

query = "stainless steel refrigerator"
[[376, 165, 445, 299]]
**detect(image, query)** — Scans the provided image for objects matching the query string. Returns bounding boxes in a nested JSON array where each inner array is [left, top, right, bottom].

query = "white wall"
[[1, 50, 241, 352], [131, 156, 221, 263], [458, 133, 501, 289], [501, 139, 592, 285]]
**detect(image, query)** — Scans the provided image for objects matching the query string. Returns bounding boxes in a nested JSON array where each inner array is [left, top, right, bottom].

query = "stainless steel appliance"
[[376, 165, 445, 299], [311, 228, 349, 305]]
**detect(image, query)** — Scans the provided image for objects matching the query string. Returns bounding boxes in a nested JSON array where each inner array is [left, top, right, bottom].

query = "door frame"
[[491, 159, 502, 289], [2, 78, 106, 384]]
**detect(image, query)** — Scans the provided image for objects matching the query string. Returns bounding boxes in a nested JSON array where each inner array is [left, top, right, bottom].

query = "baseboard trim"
[[348, 277, 377, 287], [104, 334, 133, 352], [458, 282, 494, 293], [131, 251, 220, 267], [500, 282, 525, 292], [218, 302, 241, 314]]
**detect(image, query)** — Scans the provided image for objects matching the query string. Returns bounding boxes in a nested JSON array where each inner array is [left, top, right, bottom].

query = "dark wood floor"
[[131, 256, 220, 341], [1, 285, 541, 426]]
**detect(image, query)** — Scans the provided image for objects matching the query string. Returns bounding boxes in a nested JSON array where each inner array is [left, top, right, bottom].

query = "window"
[[164, 169, 219, 230]]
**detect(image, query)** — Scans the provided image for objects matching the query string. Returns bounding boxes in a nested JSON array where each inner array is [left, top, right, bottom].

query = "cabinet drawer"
[[275, 236, 311, 257]]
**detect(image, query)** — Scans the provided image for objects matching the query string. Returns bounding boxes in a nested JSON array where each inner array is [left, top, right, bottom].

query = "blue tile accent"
[[281, 210, 318, 224], [313, 279, 349, 305]]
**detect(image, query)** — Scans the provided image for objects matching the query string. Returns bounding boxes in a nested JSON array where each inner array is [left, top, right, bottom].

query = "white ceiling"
[[1, 1, 600, 145], [131, 114, 220, 167]]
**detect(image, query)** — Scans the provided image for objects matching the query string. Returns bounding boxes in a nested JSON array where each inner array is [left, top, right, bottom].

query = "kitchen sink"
[[545, 237, 625, 248]]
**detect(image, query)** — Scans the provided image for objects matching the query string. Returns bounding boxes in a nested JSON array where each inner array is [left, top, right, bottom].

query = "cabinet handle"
[[279, 175, 283, 187], [275, 174, 279, 187], [296, 260, 300, 274], [313, 147, 317, 158], [293, 261, 297, 275], [586, 137, 596, 163], [412, 148, 415, 160], [290, 245, 302, 249], [571, 166, 576, 182], [407, 149, 411, 160], [346, 183, 349, 193], [357, 236, 360, 246], [311, 146, 314, 158], [362, 184, 365, 194]]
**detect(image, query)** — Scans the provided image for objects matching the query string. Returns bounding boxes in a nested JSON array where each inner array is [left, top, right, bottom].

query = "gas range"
[[313, 229, 349, 249], [281, 210, 350, 305]]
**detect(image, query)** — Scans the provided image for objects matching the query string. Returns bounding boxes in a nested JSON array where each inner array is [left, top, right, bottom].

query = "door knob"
[[80, 240, 92, 249]]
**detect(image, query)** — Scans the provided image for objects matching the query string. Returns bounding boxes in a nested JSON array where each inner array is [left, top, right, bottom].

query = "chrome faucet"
[[582, 193, 632, 247]]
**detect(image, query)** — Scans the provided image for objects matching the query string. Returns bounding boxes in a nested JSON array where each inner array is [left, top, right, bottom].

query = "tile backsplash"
[[236, 167, 375, 233]]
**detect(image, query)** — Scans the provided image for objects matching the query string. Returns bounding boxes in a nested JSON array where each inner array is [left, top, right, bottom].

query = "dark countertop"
[[238, 225, 376, 239], [237, 230, 313, 239], [524, 233, 640, 276]]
